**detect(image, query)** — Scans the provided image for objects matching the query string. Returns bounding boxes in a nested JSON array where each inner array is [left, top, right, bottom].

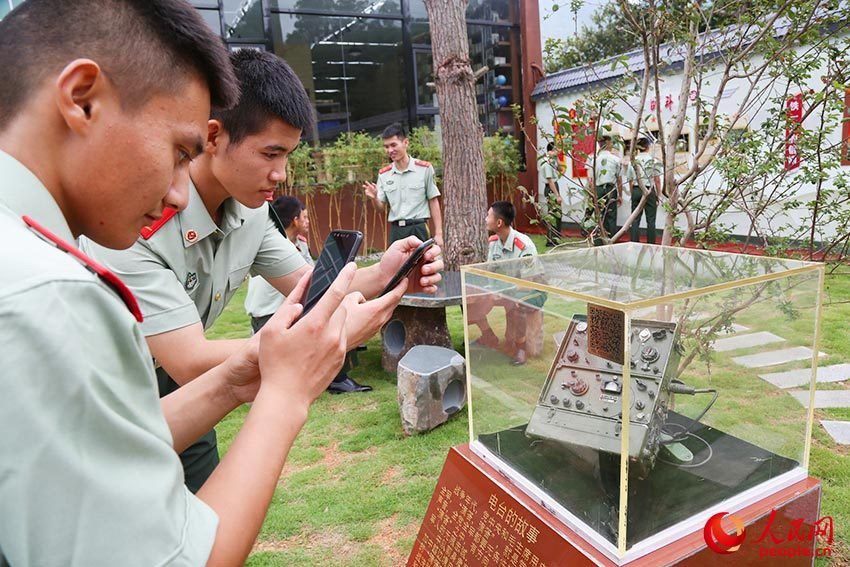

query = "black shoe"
[[327, 375, 373, 394]]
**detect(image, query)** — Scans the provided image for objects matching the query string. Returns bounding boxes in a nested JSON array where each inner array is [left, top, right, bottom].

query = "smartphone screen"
[[302, 230, 363, 315]]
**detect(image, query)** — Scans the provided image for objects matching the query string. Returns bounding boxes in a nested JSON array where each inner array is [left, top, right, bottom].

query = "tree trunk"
[[424, 0, 488, 270]]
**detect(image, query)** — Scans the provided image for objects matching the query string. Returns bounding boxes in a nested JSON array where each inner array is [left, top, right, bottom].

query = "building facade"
[[532, 34, 849, 242], [185, 0, 541, 150]]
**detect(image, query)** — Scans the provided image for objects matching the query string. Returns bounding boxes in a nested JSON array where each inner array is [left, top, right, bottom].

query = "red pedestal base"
[[408, 444, 825, 566]]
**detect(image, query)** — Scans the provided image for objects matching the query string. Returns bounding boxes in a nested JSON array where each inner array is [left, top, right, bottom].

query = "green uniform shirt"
[[0, 151, 218, 565], [540, 156, 559, 180], [487, 227, 538, 262], [592, 149, 621, 186], [244, 236, 313, 318], [82, 183, 307, 336], [625, 152, 664, 190], [376, 156, 440, 222]]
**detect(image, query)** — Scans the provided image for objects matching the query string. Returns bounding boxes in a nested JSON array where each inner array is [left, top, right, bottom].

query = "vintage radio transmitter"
[[526, 315, 681, 472]]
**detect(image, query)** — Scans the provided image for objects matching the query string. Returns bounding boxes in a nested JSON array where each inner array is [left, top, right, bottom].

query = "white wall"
[[535, 44, 848, 241]]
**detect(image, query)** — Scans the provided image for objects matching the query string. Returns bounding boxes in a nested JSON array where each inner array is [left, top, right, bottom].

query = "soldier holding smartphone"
[[0, 1, 382, 564], [83, 49, 443, 492]]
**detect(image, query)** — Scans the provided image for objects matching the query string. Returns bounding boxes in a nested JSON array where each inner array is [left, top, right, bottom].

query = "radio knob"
[[641, 346, 660, 363], [550, 395, 559, 405], [636, 400, 645, 410], [567, 350, 580, 363], [575, 400, 585, 410], [570, 379, 589, 396]]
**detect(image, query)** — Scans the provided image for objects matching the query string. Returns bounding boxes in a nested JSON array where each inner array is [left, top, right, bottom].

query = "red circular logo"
[[704, 512, 746, 554], [185, 230, 197, 242]]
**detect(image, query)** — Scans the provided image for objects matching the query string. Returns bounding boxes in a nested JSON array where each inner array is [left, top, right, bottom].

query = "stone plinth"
[[397, 345, 466, 436]]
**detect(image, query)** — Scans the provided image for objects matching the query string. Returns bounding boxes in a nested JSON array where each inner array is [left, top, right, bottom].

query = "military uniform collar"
[[0, 150, 75, 243], [179, 181, 246, 248], [391, 156, 417, 174], [498, 228, 519, 252]]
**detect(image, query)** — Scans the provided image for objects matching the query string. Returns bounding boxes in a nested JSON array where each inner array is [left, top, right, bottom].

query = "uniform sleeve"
[[520, 239, 538, 258], [0, 281, 218, 566], [250, 215, 308, 280], [376, 174, 389, 204], [81, 237, 201, 337], [425, 165, 441, 199]]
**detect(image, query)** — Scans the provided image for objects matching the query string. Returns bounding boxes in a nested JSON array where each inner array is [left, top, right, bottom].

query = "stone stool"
[[397, 345, 466, 436]]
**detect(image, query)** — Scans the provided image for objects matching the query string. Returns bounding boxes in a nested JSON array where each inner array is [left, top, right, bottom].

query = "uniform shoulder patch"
[[23, 215, 144, 323], [514, 237, 526, 250], [488, 235, 499, 242], [415, 160, 431, 167], [140, 207, 178, 240], [297, 234, 308, 242], [379, 165, 392, 174]]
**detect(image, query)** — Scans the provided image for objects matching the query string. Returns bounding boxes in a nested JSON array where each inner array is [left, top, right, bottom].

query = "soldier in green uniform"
[[363, 123, 444, 247], [467, 201, 539, 365], [540, 142, 564, 246], [0, 1, 369, 564], [245, 195, 370, 393], [623, 137, 663, 244], [83, 50, 443, 493], [588, 135, 624, 245]]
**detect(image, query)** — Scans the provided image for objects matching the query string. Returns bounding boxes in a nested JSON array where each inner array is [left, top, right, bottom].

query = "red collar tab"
[[415, 159, 431, 167], [379, 164, 392, 174], [140, 207, 178, 240], [488, 235, 498, 242], [22, 215, 144, 323], [297, 234, 308, 242], [514, 237, 526, 251]]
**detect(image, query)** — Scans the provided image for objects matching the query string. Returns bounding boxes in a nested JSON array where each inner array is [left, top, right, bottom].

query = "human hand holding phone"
[[379, 238, 435, 296], [378, 237, 443, 296]]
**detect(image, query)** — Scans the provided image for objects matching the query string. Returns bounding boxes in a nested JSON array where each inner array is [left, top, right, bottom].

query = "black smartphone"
[[301, 229, 363, 316], [379, 238, 435, 296]]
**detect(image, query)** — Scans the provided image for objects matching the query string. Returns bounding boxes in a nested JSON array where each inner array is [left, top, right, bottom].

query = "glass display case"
[[461, 243, 824, 563]]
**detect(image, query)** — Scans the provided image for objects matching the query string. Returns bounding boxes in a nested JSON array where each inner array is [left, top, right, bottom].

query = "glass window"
[[270, 0, 401, 15], [195, 8, 222, 35], [272, 14, 407, 143], [222, 0, 265, 40], [189, 0, 219, 8], [408, 0, 514, 23]]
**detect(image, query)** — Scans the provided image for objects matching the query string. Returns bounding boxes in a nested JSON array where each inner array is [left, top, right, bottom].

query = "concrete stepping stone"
[[821, 421, 850, 444], [732, 346, 825, 368], [713, 331, 784, 352], [789, 390, 850, 409], [759, 364, 850, 389]]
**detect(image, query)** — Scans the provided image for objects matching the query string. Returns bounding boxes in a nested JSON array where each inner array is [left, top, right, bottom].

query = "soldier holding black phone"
[[84, 50, 443, 493]]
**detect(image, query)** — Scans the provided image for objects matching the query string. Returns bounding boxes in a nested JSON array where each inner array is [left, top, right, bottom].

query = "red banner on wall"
[[785, 93, 803, 171], [571, 120, 596, 178]]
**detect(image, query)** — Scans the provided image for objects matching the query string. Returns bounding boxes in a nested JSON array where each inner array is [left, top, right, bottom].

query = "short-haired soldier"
[[83, 50, 444, 492], [0, 1, 373, 565], [467, 201, 540, 366], [362, 123, 444, 247]]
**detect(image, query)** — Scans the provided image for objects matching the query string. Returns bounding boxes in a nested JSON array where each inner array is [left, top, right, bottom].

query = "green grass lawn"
[[208, 238, 850, 565]]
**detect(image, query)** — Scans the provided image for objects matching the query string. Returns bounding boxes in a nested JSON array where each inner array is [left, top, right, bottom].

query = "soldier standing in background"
[[363, 123, 443, 247]]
